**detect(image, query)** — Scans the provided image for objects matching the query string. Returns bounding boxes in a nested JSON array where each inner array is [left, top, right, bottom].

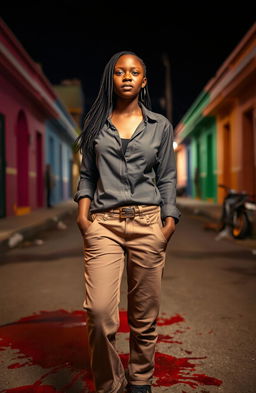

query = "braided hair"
[[73, 50, 152, 155]]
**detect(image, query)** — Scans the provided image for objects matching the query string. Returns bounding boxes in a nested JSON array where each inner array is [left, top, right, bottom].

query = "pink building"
[[0, 18, 78, 218]]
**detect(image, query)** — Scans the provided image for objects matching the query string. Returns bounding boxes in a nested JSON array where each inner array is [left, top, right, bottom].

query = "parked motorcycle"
[[215, 184, 256, 240]]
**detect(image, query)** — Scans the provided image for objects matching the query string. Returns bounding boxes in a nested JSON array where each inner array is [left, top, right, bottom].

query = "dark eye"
[[115, 70, 123, 75]]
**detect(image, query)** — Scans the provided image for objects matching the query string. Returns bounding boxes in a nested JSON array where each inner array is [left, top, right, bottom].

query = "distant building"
[[53, 79, 85, 198], [53, 79, 84, 127], [0, 17, 79, 218], [175, 22, 256, 204]]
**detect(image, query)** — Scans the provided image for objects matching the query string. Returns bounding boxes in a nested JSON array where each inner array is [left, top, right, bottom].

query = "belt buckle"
[[120, 207, 135, 218]]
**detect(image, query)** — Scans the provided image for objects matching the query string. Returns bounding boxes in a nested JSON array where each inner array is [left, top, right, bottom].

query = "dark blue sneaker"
[[126, 384, 152, 393]]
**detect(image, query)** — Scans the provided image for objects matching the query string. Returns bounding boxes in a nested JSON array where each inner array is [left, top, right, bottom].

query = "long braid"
[[73, 50, 152, 155]]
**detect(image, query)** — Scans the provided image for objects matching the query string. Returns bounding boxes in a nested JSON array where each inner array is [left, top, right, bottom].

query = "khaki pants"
[[83, 204, 167, 393]]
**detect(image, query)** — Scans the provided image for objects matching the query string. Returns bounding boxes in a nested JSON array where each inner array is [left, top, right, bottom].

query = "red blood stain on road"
[[0, 387, 59, 393], [154, 352, 222, 389], [0, 309, 222, 392], [157, 313, 185, 326], [157, 334, 182, 344]]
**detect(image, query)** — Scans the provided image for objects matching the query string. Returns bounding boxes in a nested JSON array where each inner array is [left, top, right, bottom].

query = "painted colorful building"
[[0, 17, 79, 218], [175, 22, 256, 205], [53, 79, 85, 204]]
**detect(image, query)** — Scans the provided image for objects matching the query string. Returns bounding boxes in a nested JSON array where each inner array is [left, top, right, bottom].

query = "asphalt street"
[[0, 210, 255, 393]]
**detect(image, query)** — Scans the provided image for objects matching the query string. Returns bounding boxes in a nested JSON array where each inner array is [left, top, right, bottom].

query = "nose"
[[122, 71, 132, 81]]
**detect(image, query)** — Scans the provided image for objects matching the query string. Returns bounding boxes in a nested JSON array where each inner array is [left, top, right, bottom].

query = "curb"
[[0, 207, 76, 255]]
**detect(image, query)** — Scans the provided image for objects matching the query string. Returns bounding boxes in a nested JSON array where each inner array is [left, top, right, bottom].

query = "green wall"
[[190, 119, 217, 202]]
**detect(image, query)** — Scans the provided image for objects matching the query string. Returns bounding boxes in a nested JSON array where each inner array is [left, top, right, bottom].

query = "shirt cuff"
[[73, 190, 93, 203], [161, 205, 181, 224]]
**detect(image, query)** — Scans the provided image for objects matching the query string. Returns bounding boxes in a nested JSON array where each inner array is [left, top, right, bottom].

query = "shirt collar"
[[139, 102, 158, 123]]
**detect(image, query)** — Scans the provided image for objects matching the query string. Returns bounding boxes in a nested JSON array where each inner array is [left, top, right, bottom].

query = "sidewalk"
[[177, 196, 222, 221], [0, 200, 77, 254], [177, 196, 256, 251]]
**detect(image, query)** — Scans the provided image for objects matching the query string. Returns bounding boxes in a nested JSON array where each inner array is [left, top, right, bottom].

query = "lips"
[[121, 85, 133, 89]]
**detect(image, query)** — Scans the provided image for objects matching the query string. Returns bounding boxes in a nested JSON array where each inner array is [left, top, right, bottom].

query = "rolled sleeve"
[[154, 120, 181, 224], [73, 148, 98, 203]]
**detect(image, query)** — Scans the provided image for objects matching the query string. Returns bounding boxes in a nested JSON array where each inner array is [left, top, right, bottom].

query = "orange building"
[[175, 23, 256, 205], [204, 23, 256, 203]]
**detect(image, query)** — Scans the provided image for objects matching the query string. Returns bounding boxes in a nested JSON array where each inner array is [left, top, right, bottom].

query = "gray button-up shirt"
[[73, 102, 181, 224]]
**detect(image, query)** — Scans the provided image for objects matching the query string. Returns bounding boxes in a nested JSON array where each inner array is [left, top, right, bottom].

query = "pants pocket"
[[155, 221, 168, 243], [147, 211, 168, 243], [83, 214, 98, 236]]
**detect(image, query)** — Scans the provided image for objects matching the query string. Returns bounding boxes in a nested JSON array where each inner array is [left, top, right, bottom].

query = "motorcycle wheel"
[[232, 211, 251, 239]]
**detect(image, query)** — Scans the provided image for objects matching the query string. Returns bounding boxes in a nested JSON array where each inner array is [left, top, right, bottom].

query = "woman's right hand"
[[76, 216, 92, 237]]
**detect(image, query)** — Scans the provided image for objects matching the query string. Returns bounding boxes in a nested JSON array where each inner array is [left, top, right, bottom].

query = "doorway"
[[206, 133, 214, 200], [0, 114, 6, 218], [223, 122, 231, 188], [36, 131, 43, 207], [16, 111, 29, 214], [242, 109, 255, 197]]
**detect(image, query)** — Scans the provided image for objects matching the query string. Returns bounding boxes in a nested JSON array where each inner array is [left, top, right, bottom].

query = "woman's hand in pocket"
[[162, 217, 176, 241], [76, 216, 92, 237]]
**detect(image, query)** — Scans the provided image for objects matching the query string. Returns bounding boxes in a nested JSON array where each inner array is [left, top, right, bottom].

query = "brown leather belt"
[[119, 207, 137, 218], [105, 206, 139, 218], [95, 205, 160, 219]]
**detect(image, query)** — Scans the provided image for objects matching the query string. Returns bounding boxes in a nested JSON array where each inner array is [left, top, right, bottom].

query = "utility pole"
[[162, 52, 173, 123]]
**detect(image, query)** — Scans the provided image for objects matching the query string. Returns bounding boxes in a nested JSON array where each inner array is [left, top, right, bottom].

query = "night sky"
[[1, 3, 255, 127]]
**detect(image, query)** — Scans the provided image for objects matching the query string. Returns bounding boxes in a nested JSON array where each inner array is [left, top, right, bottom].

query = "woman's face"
[[113, 54, 147, 100]]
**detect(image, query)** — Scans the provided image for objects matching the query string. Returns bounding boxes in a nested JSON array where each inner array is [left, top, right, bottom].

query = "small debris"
[[34, 239, 44, 246], [8, 232, 23, 248], [215, 228, 233, 241], [57, 221, 67, 230]]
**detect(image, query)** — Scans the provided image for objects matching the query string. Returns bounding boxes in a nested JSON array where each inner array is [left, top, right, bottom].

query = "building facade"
[[175, 23, 256, 205], [0, 18, 79, 218]]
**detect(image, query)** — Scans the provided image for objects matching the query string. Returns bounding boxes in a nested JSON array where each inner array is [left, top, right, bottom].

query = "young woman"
[[73, 50, 181, 393]]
